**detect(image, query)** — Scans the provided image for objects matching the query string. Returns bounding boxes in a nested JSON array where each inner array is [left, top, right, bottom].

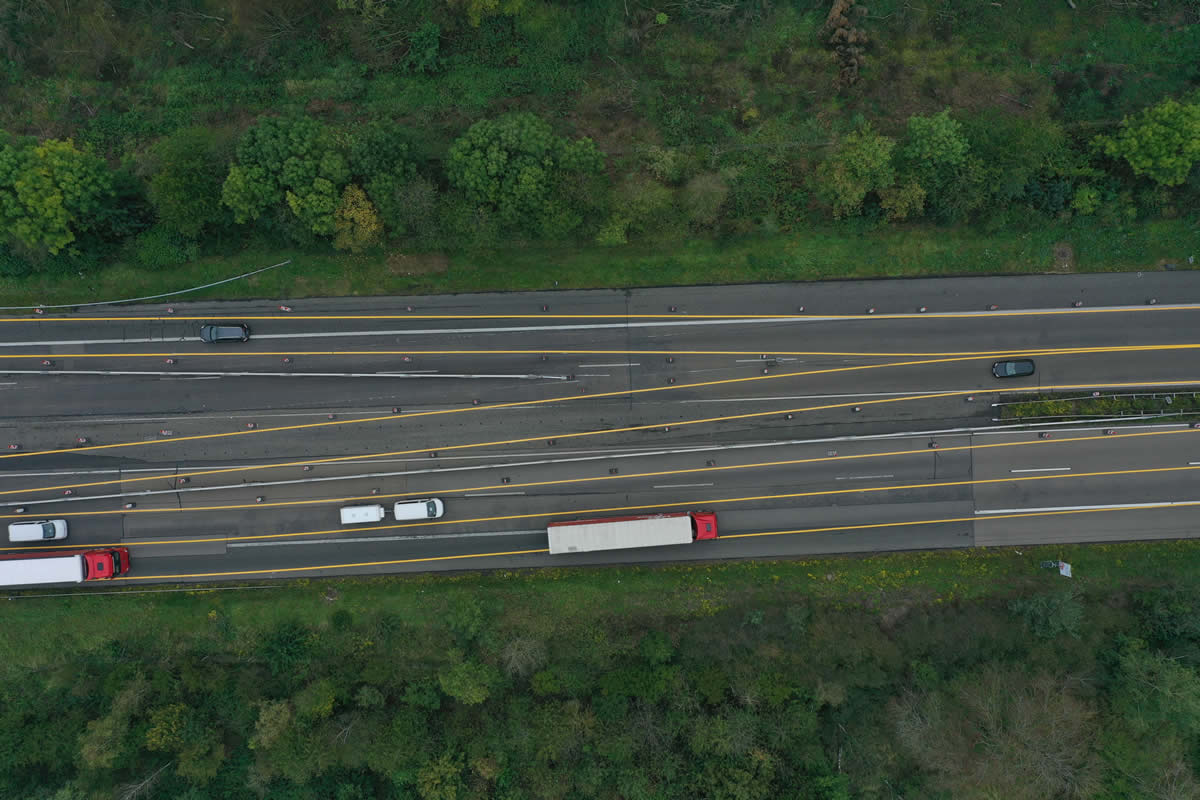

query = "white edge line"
[[976, 500, 1200, 515]]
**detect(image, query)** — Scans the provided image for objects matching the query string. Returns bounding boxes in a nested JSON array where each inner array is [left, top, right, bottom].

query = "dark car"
[[199, 323, 251, 343], [992, 359, 1035, 379]]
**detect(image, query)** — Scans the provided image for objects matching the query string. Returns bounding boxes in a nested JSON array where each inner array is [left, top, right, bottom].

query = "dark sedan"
[[992, 359, 1035, 379]]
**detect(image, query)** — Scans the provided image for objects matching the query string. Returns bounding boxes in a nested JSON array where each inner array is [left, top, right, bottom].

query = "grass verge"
[[4, 538, 1199, 665], [0, 217, 1194, 308]]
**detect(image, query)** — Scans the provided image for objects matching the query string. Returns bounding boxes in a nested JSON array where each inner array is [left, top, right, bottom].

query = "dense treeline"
[[0, 0, 1197, 277], [6, 571, 1200, 799]]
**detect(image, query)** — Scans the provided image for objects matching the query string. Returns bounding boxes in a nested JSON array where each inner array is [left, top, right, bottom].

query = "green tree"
[[901, 109, 969, 175], [220, 165, 276, 224], [1093, 98, 1200, 186], [896, 109, 967, 218], [878, 179, 926, 222], [813, 125, 896, 218], [446, 112, 604, 238], [249, 699, 293, 750], [0, 137, 114, 255], [145, 703, 189, 751], [333, 184, 383, 252], [1110, 638, 1200, 737], [438, 657, 499, 705], [223, 116, 350, 235], [146, 127, 228, 237], [417, 751, 466, 800]]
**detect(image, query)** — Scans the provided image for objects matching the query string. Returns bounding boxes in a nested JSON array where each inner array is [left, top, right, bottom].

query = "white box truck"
[[547, 511, 718, 555]]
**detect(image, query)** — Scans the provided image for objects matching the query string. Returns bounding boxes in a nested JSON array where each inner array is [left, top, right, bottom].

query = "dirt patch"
[[1051, 241, 1074, 272], [387, 252, 449, 276]]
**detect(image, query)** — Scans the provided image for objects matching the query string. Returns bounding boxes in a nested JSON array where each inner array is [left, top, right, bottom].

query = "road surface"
[[2, 272, 1200, 585]]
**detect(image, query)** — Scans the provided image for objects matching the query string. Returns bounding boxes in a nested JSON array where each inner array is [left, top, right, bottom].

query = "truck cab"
[[83, 548, 130, 580]]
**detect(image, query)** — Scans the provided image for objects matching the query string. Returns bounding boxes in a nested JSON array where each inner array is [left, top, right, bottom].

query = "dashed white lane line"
[[1009, 467, 1071, 473], [578, 363, 640, 368], [229, 529, 543, 547], [835, 474, 895, 481]]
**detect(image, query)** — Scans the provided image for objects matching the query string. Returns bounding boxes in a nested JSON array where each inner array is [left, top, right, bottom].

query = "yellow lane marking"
[[5, 427, 1195, 520], [4, 373, 1200, 496], [1, 344, 1199, 358], [120, 499, 1200, 581], [0, 353, 1004, 465], [10, 452, 1199, 553]]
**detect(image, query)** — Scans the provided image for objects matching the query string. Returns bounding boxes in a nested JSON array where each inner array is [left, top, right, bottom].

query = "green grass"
[[3, 536, 1199, 671], [1, 216, 1194, 308]]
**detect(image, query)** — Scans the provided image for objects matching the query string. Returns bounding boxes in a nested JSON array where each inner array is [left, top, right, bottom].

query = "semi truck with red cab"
[[0, 547, 131, 587], [547, 511, 718, 555]]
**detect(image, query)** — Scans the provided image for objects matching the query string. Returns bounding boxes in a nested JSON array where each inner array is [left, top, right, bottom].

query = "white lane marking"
[[1189, 462, 1200, 466], [8, 421, 1196, 506], [0, 317, 810, 348], [976, 500, 1200, 515], [652, 482, 714, 489], [1009, 467, 1072, 473], [835, 474, 895, 481], [575, 373, 610, 377], [463, 491, 526, 497], [1, 369, 567, 380], [229, 529, 543, 547], [578, 363, 640, 367], [683, 390, 970, 402]]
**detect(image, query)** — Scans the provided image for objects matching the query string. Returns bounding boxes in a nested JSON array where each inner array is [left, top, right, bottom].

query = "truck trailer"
[[547, 511, 718, 555], [0, 548, 131, 587]]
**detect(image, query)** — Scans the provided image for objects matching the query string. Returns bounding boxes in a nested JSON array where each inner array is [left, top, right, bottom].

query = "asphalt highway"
[[3, 272, 1200, 586]]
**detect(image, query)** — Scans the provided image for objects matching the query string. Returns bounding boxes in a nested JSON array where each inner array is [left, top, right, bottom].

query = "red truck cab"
[[82, 547, 131, 580], [691, 511, 719, 540]]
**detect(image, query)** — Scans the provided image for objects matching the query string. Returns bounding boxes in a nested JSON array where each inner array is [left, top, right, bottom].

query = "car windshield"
[[40, 522, 54, 538], [426, 501, 437, 516]]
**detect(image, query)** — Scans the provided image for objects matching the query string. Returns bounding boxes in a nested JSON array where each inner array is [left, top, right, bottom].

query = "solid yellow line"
[[0, 353, 993, 467], [5, 372, 1200, 497], [0, 340, 1189, 466], [7, 427, 1194, 520], [16, 447, 1199, 552], [3, 343, 1199, 359], [3, 306, 1197, 322], [120, 499, 1200, 581]]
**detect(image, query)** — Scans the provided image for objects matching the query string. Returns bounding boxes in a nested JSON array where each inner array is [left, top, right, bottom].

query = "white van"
[[339, 504, 386, 525], [394, 498, 444, 520], [9, 519, 68, 542]]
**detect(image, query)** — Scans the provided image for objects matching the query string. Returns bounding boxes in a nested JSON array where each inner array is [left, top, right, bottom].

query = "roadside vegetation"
[[1, 0, 1198, 301], [5, 540, 1200, 798]]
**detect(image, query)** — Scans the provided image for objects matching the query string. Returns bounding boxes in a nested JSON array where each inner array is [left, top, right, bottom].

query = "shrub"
[[129, 225, 200, 270], [146, 127, 229, 238]]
